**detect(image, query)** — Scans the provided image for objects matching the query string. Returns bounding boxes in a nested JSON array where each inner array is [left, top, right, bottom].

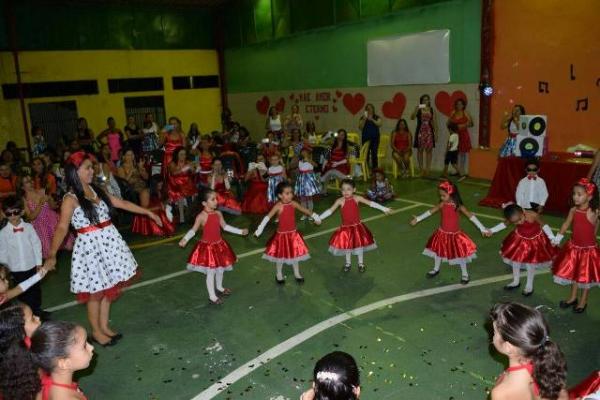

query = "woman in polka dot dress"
[[43, 151, 162, 347]]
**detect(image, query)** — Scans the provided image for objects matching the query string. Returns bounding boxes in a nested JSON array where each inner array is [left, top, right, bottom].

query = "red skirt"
[[168, 175, 197, 202], [501, 229, 557, 269], [263, 230, 310, 265], [423, 229, 477, 264], [552, 241, 600, 288], [187, 239, 237, 273], [241, 181, 270, 214], [131, 210, 176, 236], [76, 270, 141, 304], [328, 223, 377, 255], [217, 191, 242, 215]]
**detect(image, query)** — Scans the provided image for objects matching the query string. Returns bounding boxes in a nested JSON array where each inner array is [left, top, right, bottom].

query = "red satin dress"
[[449, 112, 472, 153], [41, 374, 87, 400], [168, 164, 198, 202], [131, 197, 176, 236], [197, 153, 213, 186], [263, 203, 310, 265], [187, 211, 237, 273], [328, 197, 376, 255], [553, 209, 600, 288], [162, 134, 184, 176], [214, 180, 242, 215], [501, 220, 557, 269], [568, 370, 600, 399], [423, 203, 477, 264], [323, 147, 350, 175], [393, 131, 410, 152], [241, 172, 269, 214], [494, 362, 540, 398]]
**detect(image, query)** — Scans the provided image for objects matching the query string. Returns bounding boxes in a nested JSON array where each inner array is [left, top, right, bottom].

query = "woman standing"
[[411, 94, 437, 177], [265, 107, 283, 141], [43, 151, 161, 346], [97, 117, 124, 164], [499, 104, 526, 158], [285, 104, 303, 133], [448, 99, 473, 175], [358, 103, 383, 169]]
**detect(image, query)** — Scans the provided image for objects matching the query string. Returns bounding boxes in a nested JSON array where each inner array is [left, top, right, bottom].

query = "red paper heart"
[[343, 93, 366, 115], [381, 92, 406, 119], [434, 91, 468, 117], [256, 96, 270, 115], [335, 90, 343, 98], [275, 97, 286, 113]]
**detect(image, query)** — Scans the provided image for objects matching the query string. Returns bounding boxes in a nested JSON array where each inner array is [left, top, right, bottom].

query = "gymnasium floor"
[[42, 178, 600, 400]]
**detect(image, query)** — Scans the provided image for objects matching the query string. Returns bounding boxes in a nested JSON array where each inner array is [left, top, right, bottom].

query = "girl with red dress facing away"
[[167, 147, 198, 224], [254, 182, 321, 284], [410, 181, 487, 284], [132, 175, 175, 237], [319, 178, 391, 273], [552, 178, 600, 313], [241, 154, 269, 214], [486, 203, 557, 296], [179, 189, 248, 305], [209, 158, 242, 216]]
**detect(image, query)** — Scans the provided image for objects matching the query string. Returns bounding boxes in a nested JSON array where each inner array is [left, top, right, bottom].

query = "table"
[[479, 154, 592, 215]]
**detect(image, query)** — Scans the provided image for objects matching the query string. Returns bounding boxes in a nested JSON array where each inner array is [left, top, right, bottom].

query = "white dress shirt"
[[515, 175, 548, 209], [0, 221, 42, 272]]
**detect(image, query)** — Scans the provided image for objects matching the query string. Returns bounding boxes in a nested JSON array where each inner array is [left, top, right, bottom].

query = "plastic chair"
[[347, 132, 360, 145], [392, 152, 416, 178], [377, 134, 390, 170], [350, 142, 370, 181]]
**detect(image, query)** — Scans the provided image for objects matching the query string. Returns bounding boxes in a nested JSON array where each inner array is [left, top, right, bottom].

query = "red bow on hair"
[[438, 181, 454, 194], [577, 177, 597, 196], [13, 227, 24, 233], [66, 151, 96, 168], [527, 176, 537, 180]]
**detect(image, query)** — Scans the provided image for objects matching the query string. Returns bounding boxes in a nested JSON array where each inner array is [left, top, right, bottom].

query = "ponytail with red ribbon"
[[575, 177, 597, 197]]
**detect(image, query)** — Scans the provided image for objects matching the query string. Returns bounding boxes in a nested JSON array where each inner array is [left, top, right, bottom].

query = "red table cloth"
[[479, 154, 592, 215]]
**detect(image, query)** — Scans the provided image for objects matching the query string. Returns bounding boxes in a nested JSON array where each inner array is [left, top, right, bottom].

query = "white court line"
[[191, 272, 537, 400], [46, 203, 422, 312]]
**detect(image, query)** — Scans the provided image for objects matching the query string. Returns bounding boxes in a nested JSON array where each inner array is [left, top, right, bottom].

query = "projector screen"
[[367, 29, 450, 86]]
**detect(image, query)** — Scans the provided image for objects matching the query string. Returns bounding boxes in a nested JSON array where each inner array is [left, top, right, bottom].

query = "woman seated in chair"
[[320, 129, 350, 195]]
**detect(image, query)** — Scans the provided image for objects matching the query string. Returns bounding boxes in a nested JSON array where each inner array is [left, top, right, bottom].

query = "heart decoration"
[[256, 96, 270, 115], [434, 90, 468, 117], [343, 93, 366, 115], [275, 97, 286, 113], [335, 90, 343, 98], [381, 92, 406, 119]]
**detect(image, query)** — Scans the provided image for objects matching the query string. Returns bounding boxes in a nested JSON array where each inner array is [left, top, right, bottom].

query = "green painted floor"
[[43, 178, 600, 400]]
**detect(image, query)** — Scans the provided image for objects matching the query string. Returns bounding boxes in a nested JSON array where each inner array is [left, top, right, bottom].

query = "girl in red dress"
[[410, 181, 487, 284], [167, 147, 198, 223], [197, 135, 214, 187], [319, 178, 391, 272], [490, 302, 567, 400], [552, 178, 600, 313], [210, 158, 242, 215], [179, 189, 248, 305], [241, 154, 269, 214], [132, 175, 175, 236], [391, 119, 413, 178], [254, 182, 322, 284], [486, 203, 558, 296]]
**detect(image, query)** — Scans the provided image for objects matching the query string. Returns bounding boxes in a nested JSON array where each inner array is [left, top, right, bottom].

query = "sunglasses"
[[4, 209, 21, 216]]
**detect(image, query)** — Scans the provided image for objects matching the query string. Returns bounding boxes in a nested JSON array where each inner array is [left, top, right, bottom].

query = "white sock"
[[276, 262, 284, 280], [432, 256, 441, 272], [206, 270, 218, 302], [508, 265, 520, 287], [292, 262, 302, 279], [459, 262, 468, 279], [345, 253, 352, 265], [357, 249, 364, 265], [525, 266, 536, 292], [215, 269, 225, 292]]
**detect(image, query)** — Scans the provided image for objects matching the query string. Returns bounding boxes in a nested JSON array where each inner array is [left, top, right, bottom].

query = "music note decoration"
[[538, 81, 549, 94], [576, 98, 588, 112], [570, 64, 576, 81]]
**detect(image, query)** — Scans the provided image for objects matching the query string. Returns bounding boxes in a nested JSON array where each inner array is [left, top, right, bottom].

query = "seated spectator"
[[0, 162, 17, 203], [117, 149, 149, 198], [31, 156, 57, 197]]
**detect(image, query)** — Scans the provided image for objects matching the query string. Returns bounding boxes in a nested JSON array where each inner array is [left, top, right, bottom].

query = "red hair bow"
[[66, 151, 95, 168], [438, 180, 454, 194], [576, 177, 597, 196]]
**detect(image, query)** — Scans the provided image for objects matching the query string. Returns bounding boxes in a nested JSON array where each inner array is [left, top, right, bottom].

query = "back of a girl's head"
[[0, 300, 25, 353], [502, 203, 523, 221], [490, 302, 566, 400], [30, 320, 80, 374], [313, 351, 360, 400]]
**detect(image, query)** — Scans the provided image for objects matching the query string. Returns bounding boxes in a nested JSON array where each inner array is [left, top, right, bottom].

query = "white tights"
[[344, 249, 364, 265], [276, 262, 302, 280], [206, 269, 225, 302], [432, 256, 468, 279]]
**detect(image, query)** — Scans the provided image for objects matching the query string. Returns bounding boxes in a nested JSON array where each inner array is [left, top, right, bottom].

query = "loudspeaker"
[[515, 115, 547, 158]]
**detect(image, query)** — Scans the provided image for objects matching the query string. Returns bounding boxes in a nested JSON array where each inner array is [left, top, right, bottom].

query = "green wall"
[[0, 1, 214, 50], [224, 0, 481, 93]]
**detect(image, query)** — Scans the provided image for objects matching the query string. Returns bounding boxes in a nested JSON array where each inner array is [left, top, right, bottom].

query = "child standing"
[[552, 178, 600, 313], [0, 196, 44, 317], [241, 155, 269, 214], [441, 122, 464, 181], [486, 203, 557, 296], [366, 168, 394, 203], [515, 159, 548, 213], [410, 181, 487, 284], [267, 153, 287, 205], [210, 158, 242, 215], [295, 147, 322, 219], [179, 189, 248, 305], [254, 182, 321, 284], [490, 302, 567, 400], [319, 178, 391, 272]]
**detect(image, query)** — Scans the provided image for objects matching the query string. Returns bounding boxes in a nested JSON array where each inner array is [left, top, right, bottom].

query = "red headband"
[[66, 151, 95, 168], [439, 181, 454, 194], [576, 177, 596, 196]]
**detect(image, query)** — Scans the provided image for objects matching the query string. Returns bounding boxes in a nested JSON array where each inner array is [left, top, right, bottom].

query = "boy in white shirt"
[[515, 159, 548, 213], [0, 196, 45, 318], [442, 123, 465, 181]]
